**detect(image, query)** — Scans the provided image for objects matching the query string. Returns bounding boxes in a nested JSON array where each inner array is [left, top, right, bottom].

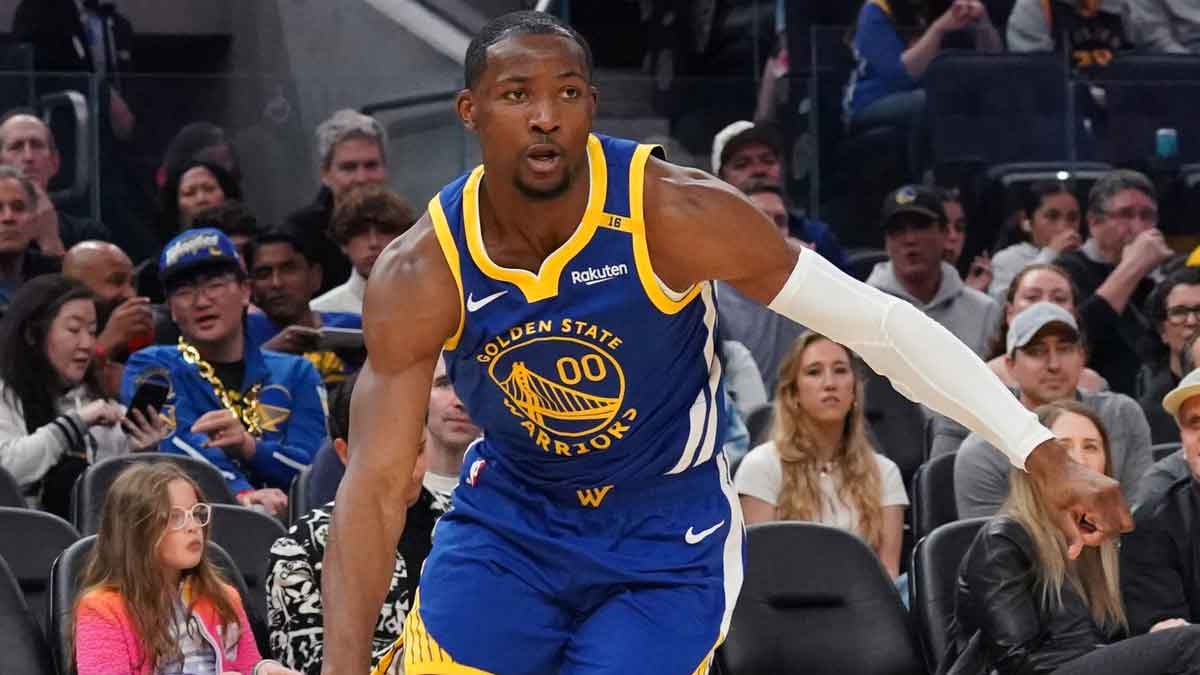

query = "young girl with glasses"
[[72, 462, 298, 675]]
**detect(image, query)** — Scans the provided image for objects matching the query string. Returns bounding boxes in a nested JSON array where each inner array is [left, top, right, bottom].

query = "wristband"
[[93, 343, 109, 368]]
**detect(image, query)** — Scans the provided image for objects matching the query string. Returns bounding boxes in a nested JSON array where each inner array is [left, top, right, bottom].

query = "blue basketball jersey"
[[430, 134, 729, 493]]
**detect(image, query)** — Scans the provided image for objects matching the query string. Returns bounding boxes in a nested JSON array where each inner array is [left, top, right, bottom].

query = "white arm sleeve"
[[767, 249, 1054, 470]]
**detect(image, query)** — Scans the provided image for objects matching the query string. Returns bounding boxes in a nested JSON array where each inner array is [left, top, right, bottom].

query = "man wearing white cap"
[[955, 302, 1152, 517], [1119, 367, 1200, 634]]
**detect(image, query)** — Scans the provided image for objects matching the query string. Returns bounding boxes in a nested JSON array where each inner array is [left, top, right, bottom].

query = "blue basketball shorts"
[[400, 444, 745, 675]]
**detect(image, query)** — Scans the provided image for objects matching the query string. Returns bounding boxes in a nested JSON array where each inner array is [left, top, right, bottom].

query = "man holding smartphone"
[[120, 228, 329, 516], [244, 226, 363, 387]]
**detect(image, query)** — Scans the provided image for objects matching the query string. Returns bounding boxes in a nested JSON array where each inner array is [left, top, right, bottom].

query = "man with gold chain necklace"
[[120, 228, 330, 516]]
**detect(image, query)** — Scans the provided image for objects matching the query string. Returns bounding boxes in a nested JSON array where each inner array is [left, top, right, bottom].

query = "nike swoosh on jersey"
[[466, 290, 508, 312], [684, 520, 726, 545]]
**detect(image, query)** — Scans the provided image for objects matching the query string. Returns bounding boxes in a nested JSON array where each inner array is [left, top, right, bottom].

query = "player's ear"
[[456, 90, 477, 131]]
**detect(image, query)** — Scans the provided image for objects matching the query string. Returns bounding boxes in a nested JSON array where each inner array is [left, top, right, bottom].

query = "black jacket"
[[284, 187, 351, 297], [1121, 472, 1200, 634], [951, 516, 1114, 675]]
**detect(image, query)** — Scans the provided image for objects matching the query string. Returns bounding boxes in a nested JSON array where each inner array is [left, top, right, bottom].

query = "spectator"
[[0, 111, 111, 250], [845, 0, 1001, 173], [62, 241, 154, 397], [191, 200, 260, 264], [867, 184, 1000, 356], [713, 178, 810, 393], [1137, 266, 1200, 443], [1132, 0, 1200, 53], [310, 185, 416, 315], [988, 181, 1082, 302], [735, 331, 908, 579], [158, 160, 241, 242], [120, 229, 328, 516], [0, 275, 163, 516], [265, 370, 446, 674], [710, 121, 847, 269], [955, 303, 1151, 517], [245, 226, 362, 388], [940, 186, 992, 293], [286, 109, 389, 297], [1055, 170, 1173, 395], [422, 356, 481, 502], [0, 165, 61, 313], [1121, 367, 1200, 634], [950, 399, 1200, 675], [1008, 0, 1137, 63], [157, 121, 242, 189], [72, 462, 296, 675], [988, 263, 1108, 392]]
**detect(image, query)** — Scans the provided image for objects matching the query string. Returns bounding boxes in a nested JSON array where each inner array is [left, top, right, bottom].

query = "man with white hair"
[[286, 109, 390, 297], [0, 111, 111, 253]]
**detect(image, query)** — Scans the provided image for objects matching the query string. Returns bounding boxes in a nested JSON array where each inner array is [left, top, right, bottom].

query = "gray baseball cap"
[[1163, 367, 1200, 420], [1007, 302, 1079, 356]]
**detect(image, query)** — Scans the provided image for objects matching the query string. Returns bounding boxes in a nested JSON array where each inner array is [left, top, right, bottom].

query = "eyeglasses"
[[1102, 207, 1157, 223], [1166, 305, 1200, 325], [167, 503, 211, 530], [169, 275, 237, 305]]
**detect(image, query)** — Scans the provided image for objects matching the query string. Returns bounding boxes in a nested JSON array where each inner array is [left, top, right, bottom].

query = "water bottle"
[[1156, 128, 1179, 160]]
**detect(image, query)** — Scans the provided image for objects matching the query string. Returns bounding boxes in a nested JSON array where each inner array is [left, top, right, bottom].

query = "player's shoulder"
[[642, 155, 744, 224]]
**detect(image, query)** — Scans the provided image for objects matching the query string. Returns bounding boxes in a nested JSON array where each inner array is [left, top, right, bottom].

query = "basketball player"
[[322, 11, 1131, 675]]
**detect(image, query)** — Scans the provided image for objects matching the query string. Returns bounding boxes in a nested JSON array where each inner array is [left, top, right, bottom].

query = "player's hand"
[[1026, 438, 1132, 559], [191, 409, 255, 459]]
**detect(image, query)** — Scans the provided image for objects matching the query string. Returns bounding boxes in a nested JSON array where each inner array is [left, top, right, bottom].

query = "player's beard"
[[514, 167, 574, 201]]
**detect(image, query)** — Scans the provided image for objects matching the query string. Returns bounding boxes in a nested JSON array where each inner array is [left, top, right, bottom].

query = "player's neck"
[[479, 169, 591, 249]]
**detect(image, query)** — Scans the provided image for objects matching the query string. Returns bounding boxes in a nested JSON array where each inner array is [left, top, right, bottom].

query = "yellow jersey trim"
[[429, 195, 466, 351], [627, 143, 702, 314], [870, 0, 893, 16], [400, 592, 500, 675], [462, 134, 608, 303]]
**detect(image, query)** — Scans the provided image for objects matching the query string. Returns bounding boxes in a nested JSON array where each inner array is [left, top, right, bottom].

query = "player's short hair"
[[464, 10, 594, 90]]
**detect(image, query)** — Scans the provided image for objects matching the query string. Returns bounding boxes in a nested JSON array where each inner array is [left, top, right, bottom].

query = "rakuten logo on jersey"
[[571, 263, 629, 286]]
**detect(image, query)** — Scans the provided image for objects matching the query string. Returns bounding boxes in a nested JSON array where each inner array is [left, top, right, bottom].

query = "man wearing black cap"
[[867, 184, 1000, 356], [119, 228, 329, 516], [710, 120, 846, 270]]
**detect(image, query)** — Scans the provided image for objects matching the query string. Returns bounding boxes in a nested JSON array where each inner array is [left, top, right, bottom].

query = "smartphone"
[[318, 326, 365, 351], [129, 381, 169, 419]]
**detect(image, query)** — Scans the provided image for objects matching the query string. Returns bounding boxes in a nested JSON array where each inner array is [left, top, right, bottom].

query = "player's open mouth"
[[525, 145, 561, 173]]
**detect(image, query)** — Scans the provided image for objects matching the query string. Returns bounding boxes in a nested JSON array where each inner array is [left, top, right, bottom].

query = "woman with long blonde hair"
[[72, 462, 298, 674], [951, 400, 1200, 674], [734, 331, 908, 578]]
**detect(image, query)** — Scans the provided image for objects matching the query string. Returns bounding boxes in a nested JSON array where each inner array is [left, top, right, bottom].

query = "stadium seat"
[[0, 554, 55, 675], [208, 504, 287, 630], [911, 517, 989, 673], [1092, 56, 1200, 166], [976, 162, 1111, 249], [1151, 441, 1182, 462], [719, 522, 924, 674], [0, 507, 80, 635], [926, 53, 1070, 171], [72, 454, 238, 535], [744, 403, 774, 450], [864, 370, 927, 492], [910, 453, 958, 546], [288, 465, 313, 525], [845, 248, 889, 282], [0, 465, 24, 507], [49, 536, 254, 675]]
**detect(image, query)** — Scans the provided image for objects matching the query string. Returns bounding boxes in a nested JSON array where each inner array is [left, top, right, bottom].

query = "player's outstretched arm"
[[321, 216, 460, 674], [642, 158, 1132, 551]]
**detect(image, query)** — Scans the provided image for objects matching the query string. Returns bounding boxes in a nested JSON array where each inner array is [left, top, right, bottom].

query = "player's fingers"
[[1055, 509, 1085, 560]]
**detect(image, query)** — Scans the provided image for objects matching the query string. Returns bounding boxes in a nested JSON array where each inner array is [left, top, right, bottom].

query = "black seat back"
[[1093, 56, 1200, 165], [0, 465, 25, 507], [73, 454, 238, 535], [744, 403, 775, 450], [208, 503, 287, 635], [911, 453, 958, 545], [288, 465, 313, 525], [719, 522, 925, 674], [0, 554, 56, 675], [911, 517, 989, 672], [0, 506, 79, 634], [49, 535, 252, 675], [865, 370, 927, 492]]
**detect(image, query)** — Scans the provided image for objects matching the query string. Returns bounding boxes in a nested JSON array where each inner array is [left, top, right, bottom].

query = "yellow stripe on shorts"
[[400, 591, 499, 675]]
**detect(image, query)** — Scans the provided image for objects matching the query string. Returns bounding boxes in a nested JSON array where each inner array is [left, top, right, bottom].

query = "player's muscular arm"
[[642, 158, 1130, 551], [321, 216, 460, 674]]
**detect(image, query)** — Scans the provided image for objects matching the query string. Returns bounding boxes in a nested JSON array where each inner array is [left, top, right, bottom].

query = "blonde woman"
[[734, 331, 907, 579], [951, 400, 1200, 674]]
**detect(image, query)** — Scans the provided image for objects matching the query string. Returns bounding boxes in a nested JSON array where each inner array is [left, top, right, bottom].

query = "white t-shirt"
[[734, 441, 908, 538]]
